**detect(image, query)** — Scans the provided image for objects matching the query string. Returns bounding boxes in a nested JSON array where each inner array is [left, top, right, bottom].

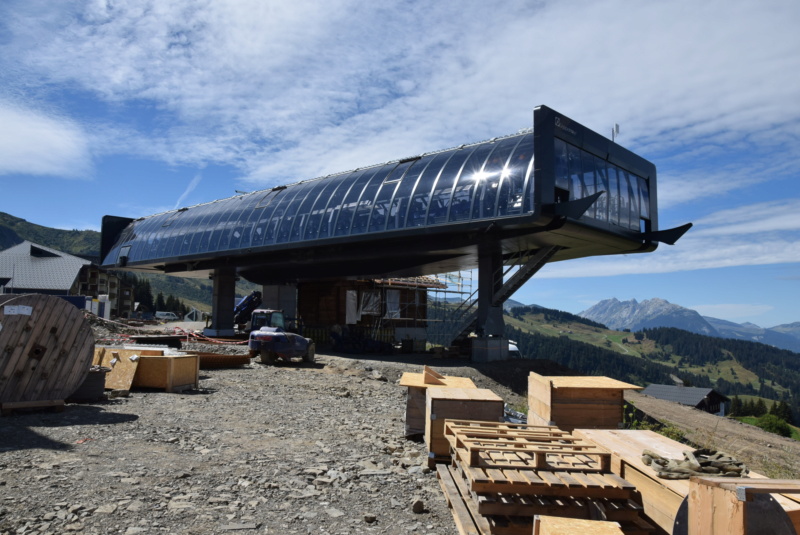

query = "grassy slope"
[[508, 310, 792, 397]]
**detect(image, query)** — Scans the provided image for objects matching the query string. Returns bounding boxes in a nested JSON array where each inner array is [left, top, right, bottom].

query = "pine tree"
[[755, 398, 768, 417], [730, 396, 742, 416]]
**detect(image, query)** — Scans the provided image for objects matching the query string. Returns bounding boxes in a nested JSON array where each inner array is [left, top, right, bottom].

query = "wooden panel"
[[97, 349, 149, 390], [534, 515, 624, 535], [426, 387, 504, 453], [132, 355, 199, 392], [0, 294, 94, 404]]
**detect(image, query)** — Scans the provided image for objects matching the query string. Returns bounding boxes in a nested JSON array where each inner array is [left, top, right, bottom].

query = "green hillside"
[[506, 305, 800, 425]]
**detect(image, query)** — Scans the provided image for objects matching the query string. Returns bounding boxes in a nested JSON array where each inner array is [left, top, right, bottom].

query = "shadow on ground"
[[0, 404, 138, 453]]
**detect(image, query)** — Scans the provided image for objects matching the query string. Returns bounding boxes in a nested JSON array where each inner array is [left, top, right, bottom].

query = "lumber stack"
[[436, 420, 655, 535], [575, 428, 800, 534]]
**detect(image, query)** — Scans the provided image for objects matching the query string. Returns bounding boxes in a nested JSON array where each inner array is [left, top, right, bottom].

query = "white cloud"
[[0, 100, 91, 177], [2, 0, 798, 189]]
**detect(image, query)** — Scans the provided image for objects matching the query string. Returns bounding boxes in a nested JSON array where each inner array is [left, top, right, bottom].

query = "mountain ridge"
[[580, 297, 800, 353]]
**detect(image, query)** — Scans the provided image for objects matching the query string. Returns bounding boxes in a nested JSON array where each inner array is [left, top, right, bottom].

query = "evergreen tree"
[[755, 398, 768, 417], [730, 396, 742, 416], [155, 291, 167, 311], [776, 400, 794, 423]]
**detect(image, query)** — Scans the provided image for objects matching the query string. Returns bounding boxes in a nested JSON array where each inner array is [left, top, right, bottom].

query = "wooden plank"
[[436, 464, 482, 535], [400, 371, 476, 389], [1, 399, 65, 416], [100, 350, 143, 391], [534, 515, 624, 535]]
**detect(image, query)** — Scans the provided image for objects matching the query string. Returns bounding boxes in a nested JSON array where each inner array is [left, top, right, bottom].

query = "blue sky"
[[1, 1, 798, 328]]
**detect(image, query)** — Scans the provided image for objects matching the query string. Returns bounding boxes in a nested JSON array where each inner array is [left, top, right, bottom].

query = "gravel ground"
[[3, 322, 797, 535], [1, 342, 477, 535]]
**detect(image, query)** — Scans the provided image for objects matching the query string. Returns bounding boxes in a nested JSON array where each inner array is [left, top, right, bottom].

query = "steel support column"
[[473, 239, 508, 362], [204, 266, 237, 337]]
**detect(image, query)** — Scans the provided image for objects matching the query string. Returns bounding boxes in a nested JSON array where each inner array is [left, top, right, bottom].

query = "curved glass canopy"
[[107, 132, 540, 266], [103, 106, 657, 270]]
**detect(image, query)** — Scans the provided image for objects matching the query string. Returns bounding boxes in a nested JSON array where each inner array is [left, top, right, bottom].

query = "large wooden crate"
[[575, 428, 800, 534], [528, 373, 641, 432], [425, 386, 503, 460], [132, 354, 199, 392], [399, 366, 476, 436]]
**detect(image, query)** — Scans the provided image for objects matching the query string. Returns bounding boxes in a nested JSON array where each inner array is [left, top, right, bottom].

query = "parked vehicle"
[[247, 309, 315, 364], [234, 291, 262, 330], [155, 311, 180, 322]]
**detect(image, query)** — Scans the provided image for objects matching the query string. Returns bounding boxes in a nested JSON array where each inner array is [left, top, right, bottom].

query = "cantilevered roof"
[[0, 241, 91, 292], [101, 105, 688, 284]]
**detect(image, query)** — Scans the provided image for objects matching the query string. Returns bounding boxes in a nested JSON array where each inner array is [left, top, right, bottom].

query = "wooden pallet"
[[445, 420, 611, 472], [439, 464, 652, 535]]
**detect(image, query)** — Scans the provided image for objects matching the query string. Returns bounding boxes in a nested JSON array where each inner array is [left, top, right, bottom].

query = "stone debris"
[[0, 347, 481, 535]]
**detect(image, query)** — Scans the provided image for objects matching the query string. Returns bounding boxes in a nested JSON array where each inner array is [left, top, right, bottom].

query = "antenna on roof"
[[611, 123, 620, 142]]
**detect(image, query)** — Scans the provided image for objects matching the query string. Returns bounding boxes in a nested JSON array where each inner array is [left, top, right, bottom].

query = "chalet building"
[[0, 240, 134, 319], [641, 384, 730, 416]]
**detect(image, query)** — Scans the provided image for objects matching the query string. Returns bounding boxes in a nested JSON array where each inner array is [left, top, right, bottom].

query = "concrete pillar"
[[204, 266, 237, 337], [261, 283, 300, 332], [473, 240, 509, 362]]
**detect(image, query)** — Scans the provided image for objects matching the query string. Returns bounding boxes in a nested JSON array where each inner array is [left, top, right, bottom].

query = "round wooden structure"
[[0, 294, 95, 404]]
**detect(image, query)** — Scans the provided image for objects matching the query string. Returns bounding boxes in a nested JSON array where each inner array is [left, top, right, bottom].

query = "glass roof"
[[106, 132, 536, 265]]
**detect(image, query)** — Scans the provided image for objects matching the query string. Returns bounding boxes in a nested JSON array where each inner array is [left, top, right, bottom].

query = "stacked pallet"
[[436, 420, 655, 535]]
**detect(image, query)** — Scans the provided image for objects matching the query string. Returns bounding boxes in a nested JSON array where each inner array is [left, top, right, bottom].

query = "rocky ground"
[[2, 319, 798, 535], [1, 341, 480, 535]]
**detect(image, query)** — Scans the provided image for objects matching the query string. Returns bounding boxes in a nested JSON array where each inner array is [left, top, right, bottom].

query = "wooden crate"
[[425, 387, 503, 459], [132, 354, 199, 392], [688, 477, 800, 535], [528, 373, 642, 432], [400, 366, 476, 436], [575, 428, 800, 534]]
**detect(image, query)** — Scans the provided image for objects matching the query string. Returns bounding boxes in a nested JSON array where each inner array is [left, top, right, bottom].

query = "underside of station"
[[101, 105, 690, 360]]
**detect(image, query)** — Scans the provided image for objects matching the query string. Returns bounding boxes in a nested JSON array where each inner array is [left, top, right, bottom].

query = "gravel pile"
[[0, 353, 470, 535]]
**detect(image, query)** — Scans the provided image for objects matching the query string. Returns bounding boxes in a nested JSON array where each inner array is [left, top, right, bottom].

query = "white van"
[[155, 311, 180, 322]]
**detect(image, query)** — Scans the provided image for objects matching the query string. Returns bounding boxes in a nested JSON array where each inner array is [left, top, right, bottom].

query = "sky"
[[1, 0, 798, 328]]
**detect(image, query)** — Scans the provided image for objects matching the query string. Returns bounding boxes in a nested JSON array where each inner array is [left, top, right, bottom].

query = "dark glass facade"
[[101, 105, 656, 269], [105, 132, 544, 266]]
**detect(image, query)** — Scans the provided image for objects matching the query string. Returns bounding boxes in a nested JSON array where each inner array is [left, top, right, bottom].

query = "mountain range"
[[580, 297, 800, 353]]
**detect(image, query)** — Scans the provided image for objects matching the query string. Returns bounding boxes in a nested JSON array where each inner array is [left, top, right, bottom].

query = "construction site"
[[2, 294, 800, 535], [3, 104, 798, 534]]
